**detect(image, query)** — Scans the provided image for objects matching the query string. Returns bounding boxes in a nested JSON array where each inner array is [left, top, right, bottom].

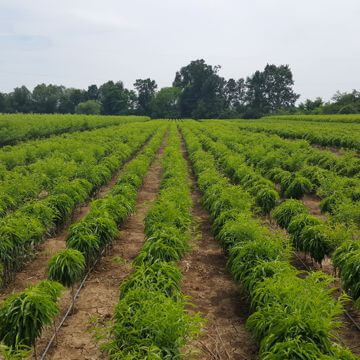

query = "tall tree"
[[58, 88, 86, 113], [86, 84, 99, 101], [0, 93, 6, 113], [173, 59, 226, 118], [99, 81, 134, 115], [9, 86, 32, 113], [151, 87, 180, 118], [223, 78, 246, 117], [245, 64, 299, 117], [32, 84, 64, 113], [134, 78, 157, 116]]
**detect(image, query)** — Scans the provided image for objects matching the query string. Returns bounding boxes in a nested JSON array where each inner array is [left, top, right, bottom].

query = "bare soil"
[[180, 138, 258, 360], [302, 194, 327, 221], [38, 138, 166, 360]]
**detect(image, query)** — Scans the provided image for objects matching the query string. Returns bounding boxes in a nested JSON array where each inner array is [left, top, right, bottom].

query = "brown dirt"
[[37, 137, 166, 360], [312, 144, 347, 157], [180, 138, 258, 360], [302, 194, 328, 221]]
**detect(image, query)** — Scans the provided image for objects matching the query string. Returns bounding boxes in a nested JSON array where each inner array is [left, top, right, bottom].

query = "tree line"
[[4, 59, 356, 118], [296, 90, 360, 115]]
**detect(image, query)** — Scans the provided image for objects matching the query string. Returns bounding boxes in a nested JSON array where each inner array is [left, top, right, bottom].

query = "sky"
[[0, 0, 359, 102]]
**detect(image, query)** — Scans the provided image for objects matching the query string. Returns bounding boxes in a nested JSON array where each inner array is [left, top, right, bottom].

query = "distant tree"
[[151, 87, 181, 118], [86, 84, 99, 101], [223, 78, 247, 117], [32, 84, 64, 113], [75, 100, 101, 114], [173, 59, 226, 118], [58, 88, 86, 113], [134, 78, 157, 116], [298, 97, 323, 113], [245, 64, 299, 117], [9, 86, 32, 113], [99, 81, 134, 115], [0, 93, 6, 113], [329, 90, 360, 113]]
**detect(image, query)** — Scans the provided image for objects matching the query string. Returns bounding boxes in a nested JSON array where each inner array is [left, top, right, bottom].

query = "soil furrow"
[[180, 139, 258, 360], [40, 138, 166, 360]]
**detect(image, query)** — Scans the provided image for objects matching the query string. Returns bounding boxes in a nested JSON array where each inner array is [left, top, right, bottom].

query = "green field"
[[0, 115, 360, 359]]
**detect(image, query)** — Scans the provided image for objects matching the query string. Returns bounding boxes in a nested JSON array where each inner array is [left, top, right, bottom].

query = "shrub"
[[285, 176, 313, 199], [272, 200, 307, 229], [48, 249, 85, 288], [0, 281, 63, 347], [104, 288, 202, 359]]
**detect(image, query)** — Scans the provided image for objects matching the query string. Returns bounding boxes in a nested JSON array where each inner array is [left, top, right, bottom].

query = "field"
[[0, 114, 360, 360]]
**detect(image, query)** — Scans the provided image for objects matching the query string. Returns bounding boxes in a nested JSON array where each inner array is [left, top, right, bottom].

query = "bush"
[[0, 281, 63, 347], [285, 175, 313, 199], [75, 100, 101, 115], [104, 288, 202, 359], [272, 199, 307, 229], [48, 249, 85, 287]]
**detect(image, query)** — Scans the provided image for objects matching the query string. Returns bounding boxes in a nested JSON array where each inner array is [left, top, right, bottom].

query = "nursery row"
[[0, 125, 167, 356], [201, 121, 360, 228], [0, 123, 158, 219], [48, 124, 167, 290], [231, 118, 360, 150], [0, 122, 160, 287], [0, 114, 149, 146], [263, 114, 360, 124], [101, 125, 202, 359], [180, 122, 357, 359], [190, 123, 360, 307]]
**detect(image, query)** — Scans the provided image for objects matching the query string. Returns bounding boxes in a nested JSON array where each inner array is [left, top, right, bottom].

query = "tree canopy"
[[6, 59, 358, 117]]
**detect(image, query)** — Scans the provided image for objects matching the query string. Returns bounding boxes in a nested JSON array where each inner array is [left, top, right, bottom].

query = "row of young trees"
[[0, 59, 300, 118]]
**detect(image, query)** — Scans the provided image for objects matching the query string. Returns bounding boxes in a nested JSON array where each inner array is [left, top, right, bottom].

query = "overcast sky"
[[1, 0, 359, 101]]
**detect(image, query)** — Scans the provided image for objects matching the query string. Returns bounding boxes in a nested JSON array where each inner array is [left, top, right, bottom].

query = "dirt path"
[[0, 139, 152, 299], [39, 138, 166, 360], [179, 139, 258, 360]]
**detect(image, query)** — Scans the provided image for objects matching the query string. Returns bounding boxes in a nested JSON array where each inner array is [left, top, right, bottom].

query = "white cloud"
[[0, 0, 359, 100]]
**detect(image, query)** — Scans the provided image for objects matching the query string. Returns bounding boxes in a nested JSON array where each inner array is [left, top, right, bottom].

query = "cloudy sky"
[[0, 0, 359, 101]]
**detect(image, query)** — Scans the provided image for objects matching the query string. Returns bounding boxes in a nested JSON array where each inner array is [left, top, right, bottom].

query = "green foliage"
[[104, 288, 202, 360], [272, 199, 307, 228], [247, 272, 343, 357], [285, 175, 313, 199], [0, 343, 32, 360], [0, 281, 63, 347], [333, 241, 360, 303], [66, 233, 100, 265], [120, 261, 182, 299], [48, 249, 85, 287], [75, 100, 101, 115], [180, 124, 355, 358]]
